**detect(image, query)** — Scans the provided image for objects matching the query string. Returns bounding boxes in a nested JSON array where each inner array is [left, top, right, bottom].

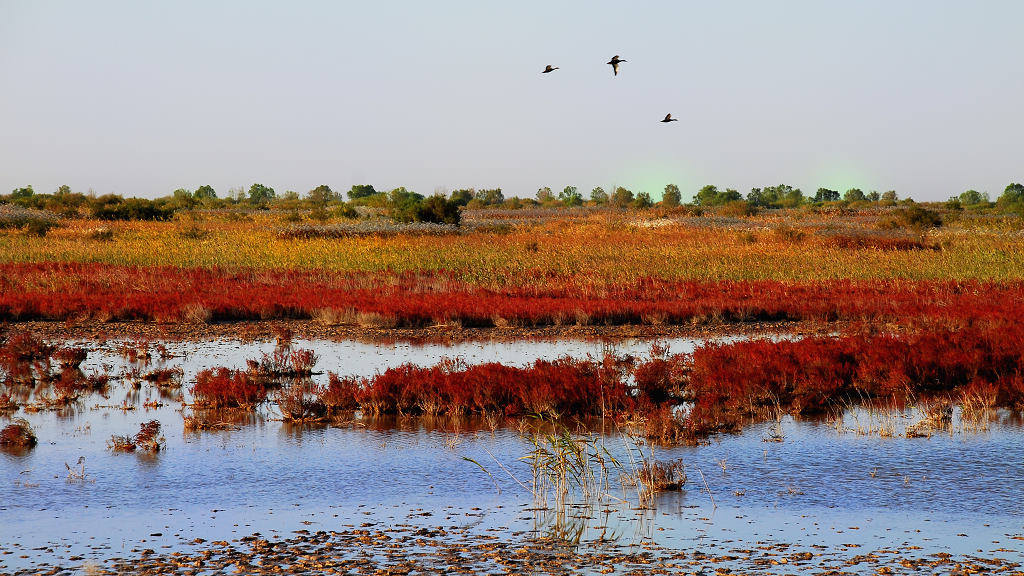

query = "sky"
[[1, 1, 1021, 203]]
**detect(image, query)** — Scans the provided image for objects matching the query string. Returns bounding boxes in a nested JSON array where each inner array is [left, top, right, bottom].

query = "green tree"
[[307, 184, 337, 207], [694, 184, 720, 206], [610, 186, 634, 208], [958, 189, 989, 206], [997, 182, 1023, 204], [880, 190, 898, 204], [866, 191, 881, 202], [248, 183, 276, 206], [696, 184, 741, 206], [662, 184, 681, 208], [416, 194, 461, 225], [194, 185, 217, 200], [10, 185, 34, 200], [633, 191, 653, 209], [388, 187, 425, 222], [559, 186, 583, 207], [475, 188, 504, 206], [172, 188, 196, 209], [536, 187, 554, 203], [843, 188, 866, 203], [814, 188, 839, 203], [590, 187, 608, 204], [777, 185, 804, 208], [719, 188, 743, 203], [450, 189, 475, 207], [749, 184, 801, 208], [347, 184, 377, 200]]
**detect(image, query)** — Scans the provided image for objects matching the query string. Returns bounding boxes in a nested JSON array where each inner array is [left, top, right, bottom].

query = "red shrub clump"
[[191, 368, 267, 409], [109, 419, 163, 452], [349, 356, 637, 418], [0, 418, 37, 449], [684, 321, 1024, 437]]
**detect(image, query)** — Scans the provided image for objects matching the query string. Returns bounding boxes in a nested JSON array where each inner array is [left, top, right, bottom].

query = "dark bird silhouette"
[[542, 65, 559, 73], [661, 113, 678, 123], [607, 55, 626, 76]]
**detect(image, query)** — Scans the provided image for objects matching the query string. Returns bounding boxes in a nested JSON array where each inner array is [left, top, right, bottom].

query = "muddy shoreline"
[[6, 318, 826, 344], [9, 523, 1021, 576]]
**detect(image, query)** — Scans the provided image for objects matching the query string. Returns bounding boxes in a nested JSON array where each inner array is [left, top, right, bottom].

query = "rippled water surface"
[[1, 337, 1022, 573]]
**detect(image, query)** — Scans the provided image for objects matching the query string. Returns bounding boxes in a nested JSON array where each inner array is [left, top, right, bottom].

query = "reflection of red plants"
[[191, 368, 267, 409]]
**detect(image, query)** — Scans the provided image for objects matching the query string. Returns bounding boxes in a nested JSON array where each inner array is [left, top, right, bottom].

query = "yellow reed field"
[[1, 210, 1023, 287]]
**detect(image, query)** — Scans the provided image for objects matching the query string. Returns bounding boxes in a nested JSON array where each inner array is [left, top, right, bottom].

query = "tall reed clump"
[[520, 418, 622, 509], [0, 418, 37, 450]]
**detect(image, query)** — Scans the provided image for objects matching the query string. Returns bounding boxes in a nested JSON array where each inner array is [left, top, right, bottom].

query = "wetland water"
[[1, 337, 1022, 574]]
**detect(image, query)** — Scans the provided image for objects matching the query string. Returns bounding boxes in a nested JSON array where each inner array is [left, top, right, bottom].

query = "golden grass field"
[[2, 207, 1023, 288]]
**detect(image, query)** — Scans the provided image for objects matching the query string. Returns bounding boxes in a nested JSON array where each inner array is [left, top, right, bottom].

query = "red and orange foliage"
[[321, 356, 638, 418], [190, 368, 267, 409], [3, 262, 1023, 329], [247, 346, 318, 378], [299, 322, 1024, 442], [50, 367, 107, 403], [0, 418, 37, 449], [0, 329, 107, 406], [53, 347, 88, 369], [684, 322, 1024, 439], [0, 330, 56, 383], [109, 419, 163, 453]]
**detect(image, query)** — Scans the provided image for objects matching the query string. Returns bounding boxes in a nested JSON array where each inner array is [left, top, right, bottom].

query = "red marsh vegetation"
[[2, 263, 1023, 330]]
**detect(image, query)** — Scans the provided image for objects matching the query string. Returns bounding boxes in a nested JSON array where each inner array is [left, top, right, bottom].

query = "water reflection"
[[1, 336, 1024, 573]]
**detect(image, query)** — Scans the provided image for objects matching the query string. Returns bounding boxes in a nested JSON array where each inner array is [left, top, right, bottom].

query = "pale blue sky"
[[2, 1, 1021, 202]]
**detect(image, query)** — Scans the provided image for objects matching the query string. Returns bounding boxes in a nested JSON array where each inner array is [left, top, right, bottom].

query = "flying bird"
[[607, 55, 626, 76], [542, 65, 559, 73], [661, 114, 678, 123]]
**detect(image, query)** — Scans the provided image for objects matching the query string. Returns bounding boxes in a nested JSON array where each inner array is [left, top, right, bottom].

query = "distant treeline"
[[3, 181, 1023, 223]]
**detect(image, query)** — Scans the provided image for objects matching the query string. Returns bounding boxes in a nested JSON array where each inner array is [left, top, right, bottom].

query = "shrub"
[[275, 382, 328, 422], [0, 418, 37, 449], [109, 420, 164, 453], [882, 205, 943, 230], [320, 373, 362, 412], [191, 368, 267, 409]]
